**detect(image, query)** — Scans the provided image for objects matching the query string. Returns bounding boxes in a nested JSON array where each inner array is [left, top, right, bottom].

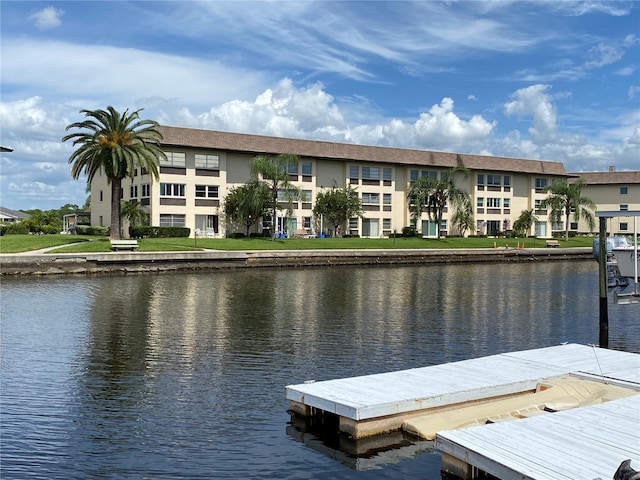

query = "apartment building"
[[90, 125, 570, 238], [570, 170, 640, 235]]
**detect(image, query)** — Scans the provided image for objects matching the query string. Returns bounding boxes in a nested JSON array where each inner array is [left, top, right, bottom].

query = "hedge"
[[129, 226, 190, 238]]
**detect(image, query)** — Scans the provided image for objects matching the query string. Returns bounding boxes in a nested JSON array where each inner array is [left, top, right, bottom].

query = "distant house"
[[63, 212, 91, 233], [0, 206, 29, 223]]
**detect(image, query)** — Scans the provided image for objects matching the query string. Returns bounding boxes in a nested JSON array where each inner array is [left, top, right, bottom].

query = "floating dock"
[[286, 343, 640, 479]]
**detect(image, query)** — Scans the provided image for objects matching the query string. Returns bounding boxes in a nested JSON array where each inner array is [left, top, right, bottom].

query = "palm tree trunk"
[[110, 179, 123, 240], [565, 210, 570, 241]]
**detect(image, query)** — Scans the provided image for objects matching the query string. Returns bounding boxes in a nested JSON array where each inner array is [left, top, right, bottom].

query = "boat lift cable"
[[588, 343, 608, 385]]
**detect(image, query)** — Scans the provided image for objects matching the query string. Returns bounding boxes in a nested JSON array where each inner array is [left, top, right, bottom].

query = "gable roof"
[[0, 206, 29, 221], [157, 125, 567, 176], [570, 171, 640, 185]]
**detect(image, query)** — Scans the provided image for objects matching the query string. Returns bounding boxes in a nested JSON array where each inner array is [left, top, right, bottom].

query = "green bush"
[[228, 232, 246, 239], [41, 225, 60, 235], [5, 223, 29, 234], [130, 226, 190, 238], [76, 225, 109, 236], [0, 224, 6, 236], [402, 226, 418, 237]]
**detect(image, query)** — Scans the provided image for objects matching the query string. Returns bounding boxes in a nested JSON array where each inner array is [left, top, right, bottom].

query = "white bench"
[[110, 239, 138, 251], [546, 239, 560, 248]]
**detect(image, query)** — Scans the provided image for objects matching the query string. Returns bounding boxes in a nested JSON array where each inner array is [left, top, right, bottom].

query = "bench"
[[292, 229, 310, 238], [546, 239, 560, 248], [110, 239, 138, 251]]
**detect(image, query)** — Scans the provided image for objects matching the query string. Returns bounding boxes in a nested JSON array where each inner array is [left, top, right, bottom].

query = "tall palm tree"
[[63, 106, 165, 240], [407, 167, 472, 238], [541, 179, 596, 240], [250, 153, 302, 238]]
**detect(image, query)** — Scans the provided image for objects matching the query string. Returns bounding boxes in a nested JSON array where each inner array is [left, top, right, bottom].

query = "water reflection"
[[1, 261, 638, 479]]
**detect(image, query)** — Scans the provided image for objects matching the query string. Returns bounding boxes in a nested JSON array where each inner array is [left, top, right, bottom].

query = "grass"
[[0, 233, 596, 254]]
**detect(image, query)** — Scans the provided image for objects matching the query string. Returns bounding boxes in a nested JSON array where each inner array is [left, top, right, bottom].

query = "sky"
[[1, 1, 639, 211]]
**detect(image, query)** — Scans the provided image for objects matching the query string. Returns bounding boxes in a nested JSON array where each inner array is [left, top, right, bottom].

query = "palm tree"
[[541, 179, 596, 240], [513, 209, 538, 237], [121, 200, 150, 228], [63, 106, 165, 240], [407, 167, 472, 238], [250, 153, 302, 238]]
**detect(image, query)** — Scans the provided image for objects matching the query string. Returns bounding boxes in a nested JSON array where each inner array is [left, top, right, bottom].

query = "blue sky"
[[1, 1, 639, 210]]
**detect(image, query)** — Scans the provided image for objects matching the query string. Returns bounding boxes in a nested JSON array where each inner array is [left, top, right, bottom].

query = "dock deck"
[[286, 343, 640, 478]]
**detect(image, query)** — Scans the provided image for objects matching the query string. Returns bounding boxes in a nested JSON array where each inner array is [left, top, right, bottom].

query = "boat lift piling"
[[596, 211, 640, 349]]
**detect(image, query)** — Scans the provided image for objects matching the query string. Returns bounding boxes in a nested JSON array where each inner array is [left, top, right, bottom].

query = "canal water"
[[1, 261, 638, 479]]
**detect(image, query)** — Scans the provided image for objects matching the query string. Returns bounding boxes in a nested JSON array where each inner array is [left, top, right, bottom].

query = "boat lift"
[[596, 211, 640, 348]]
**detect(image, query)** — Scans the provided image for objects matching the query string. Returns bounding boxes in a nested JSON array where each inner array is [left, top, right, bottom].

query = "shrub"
[[227, 232, 246, 239], [0, 224, 6, 236], [402, 226, 418, 237], [5, 223, 29, 234], [129, 226, 190, 238], [41, 225, 60, 235], [76, 225, 109, 236]]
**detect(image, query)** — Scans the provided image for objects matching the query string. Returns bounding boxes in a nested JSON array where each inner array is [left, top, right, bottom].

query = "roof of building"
[[158, 125, 567, 176], [570, 171, 640, 185], [0, 206, 29, 220]]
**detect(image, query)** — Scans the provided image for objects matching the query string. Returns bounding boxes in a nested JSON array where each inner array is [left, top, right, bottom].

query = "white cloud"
[[28, 6, 63, 29], [628, 86, 640, 100], [504, 84, 558, 144], [1, 38, 270, 111]]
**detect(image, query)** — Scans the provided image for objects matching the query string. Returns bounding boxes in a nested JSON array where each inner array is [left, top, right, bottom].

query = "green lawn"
[[0, 233, 596, 254]]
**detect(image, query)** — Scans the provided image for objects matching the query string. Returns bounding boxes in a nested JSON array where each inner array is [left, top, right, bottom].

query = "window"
[[362, 193, 380, 204], [303, 216, 311, 229], [383, 168, 392, 181], [99, 190, 103, 202], [383, 193, 392, 205], [476, 197, 484, 208], [141, 184, 150, 198], [349, 166, 359, 179], [286, 162, 299, 175], [620, 186, 628, 195], [301, 190, 312, 202], [620, 204, 629, 211], [159, 214, 185, 227], [487, 175, 501, 186], [302, 161, 312, 175], [130, 185, 138, 199], [425, 170, 437, 179], [535, 199, 543, 209], [410, 170, 419, 182], [477, 174, 485, 185], [503, 198, 511, 208], [161, 152, 186, 167], [487, 198, 501, 208], [503, 176, 511, 187], [195, 185, 219, 198], [620, 222, 628, 231], [362, 167, 380, 180], [535, 178, 548, 189], [195, 154, 219, 169], [349, 217, 359, 230], [160, 183, 185, 197], [383, 218, 391, 230]]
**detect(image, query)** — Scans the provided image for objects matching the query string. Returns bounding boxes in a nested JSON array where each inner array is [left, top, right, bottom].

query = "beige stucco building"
[[90, 125, 581, 239], [570, 170, 640, 235]]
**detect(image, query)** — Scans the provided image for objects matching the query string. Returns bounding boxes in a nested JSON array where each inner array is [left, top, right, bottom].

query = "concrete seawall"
[[0, 247, 593, 276]]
